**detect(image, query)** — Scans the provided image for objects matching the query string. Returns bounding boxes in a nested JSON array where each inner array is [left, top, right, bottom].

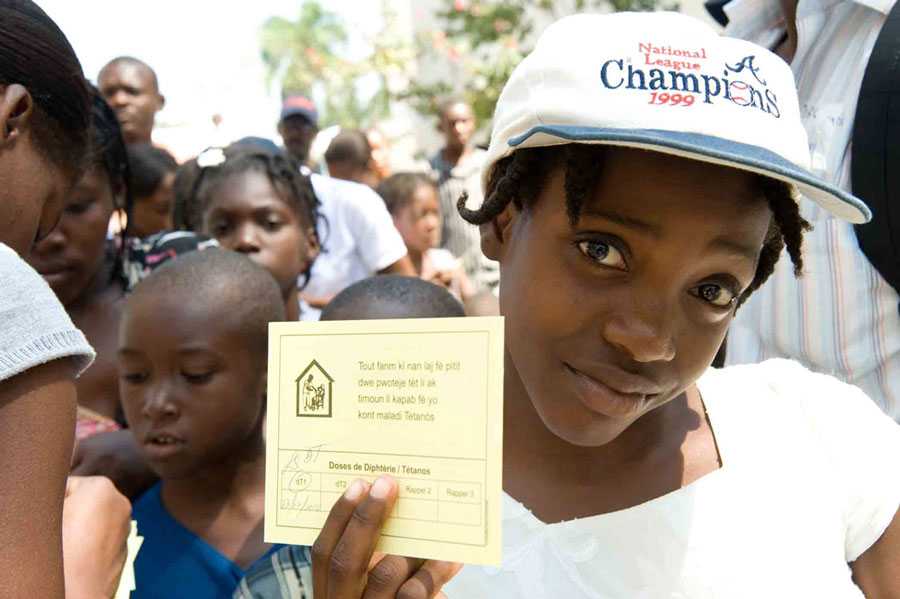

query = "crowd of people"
[[1, 0, 898, 598]]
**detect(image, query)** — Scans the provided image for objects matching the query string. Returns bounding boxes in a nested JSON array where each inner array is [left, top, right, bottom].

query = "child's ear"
[[305, 227, 321, 264], [481, 202, 518, 261]]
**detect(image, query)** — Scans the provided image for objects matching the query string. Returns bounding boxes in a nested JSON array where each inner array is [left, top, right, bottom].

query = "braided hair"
[[459, 145, 811, 307], [187, 148, 321, 287]]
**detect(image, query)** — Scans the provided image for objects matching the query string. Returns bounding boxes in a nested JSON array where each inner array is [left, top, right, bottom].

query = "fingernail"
[[370, 476, 393, 500], [344, 479, 365, 501]]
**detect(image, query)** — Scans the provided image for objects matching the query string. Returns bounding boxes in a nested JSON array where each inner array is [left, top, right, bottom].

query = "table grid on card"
[[277, 449, 484, 529]]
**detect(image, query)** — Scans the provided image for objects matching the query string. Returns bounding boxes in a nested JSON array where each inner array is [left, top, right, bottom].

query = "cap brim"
[[507, 125, 871, 224]]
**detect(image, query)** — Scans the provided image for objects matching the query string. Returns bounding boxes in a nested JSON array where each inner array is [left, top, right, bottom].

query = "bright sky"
[[38, 0, 386, 158]]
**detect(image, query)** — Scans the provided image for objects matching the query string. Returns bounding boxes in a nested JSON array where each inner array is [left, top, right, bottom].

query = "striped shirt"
[[724, 0, 900, 420], [430, 148, 500, 292]]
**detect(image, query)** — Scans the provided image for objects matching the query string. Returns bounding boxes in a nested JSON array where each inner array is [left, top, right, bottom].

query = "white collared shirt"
[[724, 0, 900, 420], [301, 174, 409, 320]]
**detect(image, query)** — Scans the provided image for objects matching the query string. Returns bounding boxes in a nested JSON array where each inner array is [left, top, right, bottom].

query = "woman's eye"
[[212, 222, 230, 236], [182, 371, 213, 385], [577, 240, 627, 270], [65, 202, 90, 215], [692, 283, 737, 308]]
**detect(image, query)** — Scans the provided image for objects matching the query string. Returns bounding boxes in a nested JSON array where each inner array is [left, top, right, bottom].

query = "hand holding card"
[[265, 317, 504, 565], [311, 476, 462, 598]]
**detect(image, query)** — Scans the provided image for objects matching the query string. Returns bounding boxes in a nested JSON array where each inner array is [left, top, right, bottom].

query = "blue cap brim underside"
[[508, 125, 871, 223]]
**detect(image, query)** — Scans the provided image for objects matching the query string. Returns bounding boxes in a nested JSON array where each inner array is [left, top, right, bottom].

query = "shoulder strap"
[[852, 1, 900, 295]]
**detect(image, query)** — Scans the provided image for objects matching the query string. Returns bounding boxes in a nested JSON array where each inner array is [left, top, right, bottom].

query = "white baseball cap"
[[482, 11, 871, 224]]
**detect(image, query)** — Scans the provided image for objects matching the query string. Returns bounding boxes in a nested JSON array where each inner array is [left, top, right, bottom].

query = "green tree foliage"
[[405, 0, 674, 129], [260, 1, 414, 129]]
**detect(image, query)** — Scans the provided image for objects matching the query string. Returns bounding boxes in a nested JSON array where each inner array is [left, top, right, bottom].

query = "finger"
[[326, 476, 398, 599], [312, 479, 370, 599], [396, 561, 464, 599], [361, 555, 423, 599], [367, 550, 386, 572], [64, 476, 81, 498]]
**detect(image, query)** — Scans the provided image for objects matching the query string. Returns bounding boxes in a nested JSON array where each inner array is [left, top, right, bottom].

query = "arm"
[[299, 292, 336, 310], [0, 359, 77, 599], [851, 509, 900, 598], [72, 429, 158, 500], [377, 255, 415, 276], [62, 476, 131, 599]]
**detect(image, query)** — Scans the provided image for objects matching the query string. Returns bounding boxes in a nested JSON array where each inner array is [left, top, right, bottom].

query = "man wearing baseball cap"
[[278, 94, 319, 166]]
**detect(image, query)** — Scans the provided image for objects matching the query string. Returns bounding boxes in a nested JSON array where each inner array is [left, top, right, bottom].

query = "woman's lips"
[[564, 363, 657, 418], [38, 267, 74, 286]]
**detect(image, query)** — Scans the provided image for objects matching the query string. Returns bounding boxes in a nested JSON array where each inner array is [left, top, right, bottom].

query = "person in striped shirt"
[[721, 0, 900, 420]]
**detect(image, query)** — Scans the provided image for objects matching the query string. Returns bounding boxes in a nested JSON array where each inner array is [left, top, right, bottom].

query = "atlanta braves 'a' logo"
[[725, 55, 766, 86]]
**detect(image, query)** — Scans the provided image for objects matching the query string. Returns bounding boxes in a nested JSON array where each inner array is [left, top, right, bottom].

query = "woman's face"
[[0, 108, 72, 257], [200, 171, 319, 297], [491, 148, 773, 447], [28, 167, 117, 306]]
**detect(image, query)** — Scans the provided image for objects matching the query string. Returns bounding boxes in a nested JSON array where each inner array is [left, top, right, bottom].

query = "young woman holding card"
[[307, 11, 898, 599]]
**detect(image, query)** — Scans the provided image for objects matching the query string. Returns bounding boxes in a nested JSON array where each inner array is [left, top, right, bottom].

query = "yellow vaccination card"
[[264, 317, 504, 565]]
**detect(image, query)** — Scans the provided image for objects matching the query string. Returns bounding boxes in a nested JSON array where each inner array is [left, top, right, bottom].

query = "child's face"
[[393, 184, 441, 254], [131, 172, 174, 238], [27, 167, 117, 305], [489, 148, 772, 447], [118, 289, 266, 479], [200, 171, 318, 296]]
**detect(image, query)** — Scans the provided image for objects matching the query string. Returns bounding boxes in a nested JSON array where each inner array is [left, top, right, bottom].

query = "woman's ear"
[[480, 202, 518, 261], [0, 85, 34, 145]]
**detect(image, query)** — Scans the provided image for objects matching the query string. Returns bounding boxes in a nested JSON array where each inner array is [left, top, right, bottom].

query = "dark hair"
[[0, 0, 90, 175], [85, 86, 132, 286], [324, 129, 371, 169], [87, 87, 130, 207], [172, 157, 200, 230], [459, 145, 812, 307], [377, 172, 438, 216], [127, 143, 177, 199], [187, 147, 321, 286], [99, 55, 160, 93], [321, 275, 465, 321]]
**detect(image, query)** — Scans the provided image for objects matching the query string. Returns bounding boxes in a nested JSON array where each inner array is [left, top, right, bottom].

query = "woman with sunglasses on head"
[[0, 2, 130, 597]]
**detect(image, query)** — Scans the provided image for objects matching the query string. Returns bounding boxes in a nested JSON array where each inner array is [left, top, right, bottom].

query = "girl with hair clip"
[[28, 86, 132, 431], [0, 1, 129, 597], [296, 12, 898, 599], [188, 144, 321, 321]]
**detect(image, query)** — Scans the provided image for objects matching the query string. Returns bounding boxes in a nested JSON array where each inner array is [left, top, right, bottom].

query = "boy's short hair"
[[321, 275, 464, 321], [376, 172, 438, 216], [128, 248, 285, 355], [324, 130, 371, 170]]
